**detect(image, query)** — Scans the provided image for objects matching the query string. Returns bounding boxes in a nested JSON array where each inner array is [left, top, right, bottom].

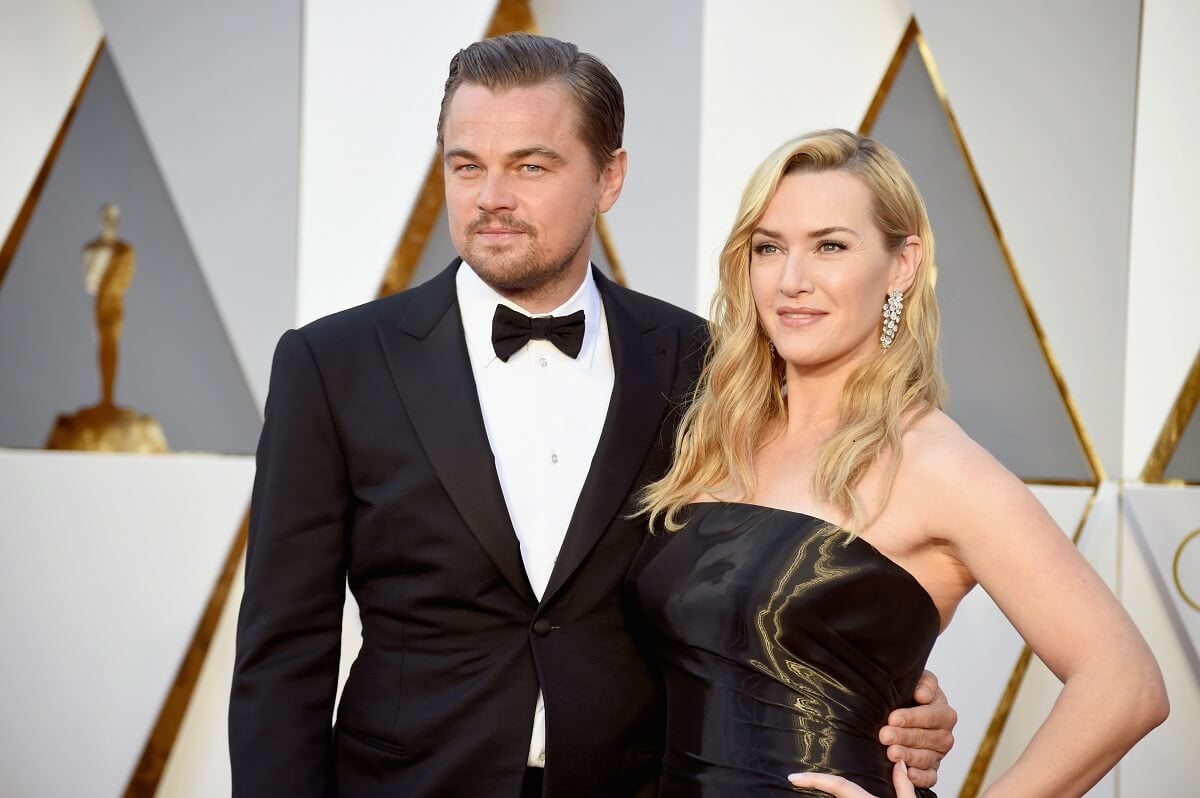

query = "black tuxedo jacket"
[[229, 261, 707, 797]]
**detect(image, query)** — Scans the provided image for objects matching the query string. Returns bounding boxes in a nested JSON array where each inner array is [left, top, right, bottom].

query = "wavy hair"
[[437, 33, 623, 173], [641, 129, 945, 537]]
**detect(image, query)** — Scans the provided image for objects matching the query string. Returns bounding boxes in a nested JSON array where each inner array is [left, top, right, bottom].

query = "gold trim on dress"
[[0, 39, 104, 292], [860, 18, 1103, 486]]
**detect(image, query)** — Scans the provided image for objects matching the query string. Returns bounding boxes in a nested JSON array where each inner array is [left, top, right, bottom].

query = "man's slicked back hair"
[[437, 33, 624, 173]]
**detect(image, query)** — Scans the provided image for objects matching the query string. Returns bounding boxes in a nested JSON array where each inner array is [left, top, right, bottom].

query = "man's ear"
[[891, 234, 922, 294], [597, 148, 628, 214]]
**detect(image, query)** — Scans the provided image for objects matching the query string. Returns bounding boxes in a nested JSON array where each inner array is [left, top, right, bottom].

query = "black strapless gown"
[[628, 502, 941, 797]]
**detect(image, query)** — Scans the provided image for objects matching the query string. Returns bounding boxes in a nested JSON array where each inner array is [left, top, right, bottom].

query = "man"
[[229, 33, 955, 797]]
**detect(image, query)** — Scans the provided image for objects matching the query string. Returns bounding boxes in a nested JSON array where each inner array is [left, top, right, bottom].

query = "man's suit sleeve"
[[229, 328, 350, 797]]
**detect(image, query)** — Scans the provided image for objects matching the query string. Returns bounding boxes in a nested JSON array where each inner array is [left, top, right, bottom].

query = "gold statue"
[[46, 204, 168, 453]]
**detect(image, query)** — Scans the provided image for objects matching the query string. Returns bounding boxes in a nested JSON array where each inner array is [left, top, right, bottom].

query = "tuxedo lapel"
[[376, 261, 536, 605], [540, 271, 679, 607]]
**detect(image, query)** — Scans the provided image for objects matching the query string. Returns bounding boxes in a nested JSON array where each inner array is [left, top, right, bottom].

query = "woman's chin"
[[778, 343, 875, 374]]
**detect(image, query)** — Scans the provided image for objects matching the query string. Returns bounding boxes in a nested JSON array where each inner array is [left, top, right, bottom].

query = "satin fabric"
[[630, 502, 940, 797]]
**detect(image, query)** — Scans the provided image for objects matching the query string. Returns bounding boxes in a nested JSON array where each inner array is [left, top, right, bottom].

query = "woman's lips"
[[777, 308, 827, 327]]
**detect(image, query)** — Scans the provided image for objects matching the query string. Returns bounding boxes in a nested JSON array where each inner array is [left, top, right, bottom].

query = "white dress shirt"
[[455, 262, 615, 769]]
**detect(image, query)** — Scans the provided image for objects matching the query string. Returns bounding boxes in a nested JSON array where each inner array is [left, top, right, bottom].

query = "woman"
[[629, 129, 1167, 797]]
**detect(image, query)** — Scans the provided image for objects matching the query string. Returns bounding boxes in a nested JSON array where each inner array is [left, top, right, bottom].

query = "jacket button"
[[532, 618, 552, 637]]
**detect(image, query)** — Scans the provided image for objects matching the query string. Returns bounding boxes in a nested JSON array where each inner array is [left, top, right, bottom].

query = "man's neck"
[[495, 259, 592, 315]]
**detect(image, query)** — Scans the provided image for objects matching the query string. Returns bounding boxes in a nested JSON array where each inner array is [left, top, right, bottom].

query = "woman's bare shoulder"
[[900, 407, 1024, 503]]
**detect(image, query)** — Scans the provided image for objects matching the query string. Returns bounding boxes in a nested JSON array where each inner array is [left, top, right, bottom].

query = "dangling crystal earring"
[[880, 289, 903, 350], [768, 341, 776, 357]]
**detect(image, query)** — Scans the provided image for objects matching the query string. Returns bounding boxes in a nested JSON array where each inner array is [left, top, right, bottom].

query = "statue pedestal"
[[46, 404, 169, 453]]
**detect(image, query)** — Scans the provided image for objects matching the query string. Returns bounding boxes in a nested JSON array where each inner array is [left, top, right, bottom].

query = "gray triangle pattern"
[[867, 43, 1092, 481], [0, 47, 261, 454], [1164, 372, 1200, 482], [90, 0, 301, 408]]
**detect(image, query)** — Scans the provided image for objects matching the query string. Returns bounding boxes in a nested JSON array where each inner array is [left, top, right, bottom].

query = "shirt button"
[[550, 453, 559, 464], [538, 356, 548, 368], [538, 751, 546, 763]]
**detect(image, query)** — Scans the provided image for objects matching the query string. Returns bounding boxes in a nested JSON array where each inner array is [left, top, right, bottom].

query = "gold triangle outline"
[[123, 511, 248, 796], [860, 18, 1109, 796], [594, 212, 628, 286], [1141, 349, 1200, 484], [378, 0, 628, 297], [860, 17, 1104, 486], [0, 38, 105, 293]]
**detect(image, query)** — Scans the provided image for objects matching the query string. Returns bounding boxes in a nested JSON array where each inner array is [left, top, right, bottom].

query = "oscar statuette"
[[46, 204, 168, 453]]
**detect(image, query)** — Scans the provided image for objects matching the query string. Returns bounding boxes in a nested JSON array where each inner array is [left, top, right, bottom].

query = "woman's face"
[[750, 169, 918, 375]]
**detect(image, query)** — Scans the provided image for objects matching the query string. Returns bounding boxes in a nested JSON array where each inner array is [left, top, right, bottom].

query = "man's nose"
[[476, 173, 516, 212]]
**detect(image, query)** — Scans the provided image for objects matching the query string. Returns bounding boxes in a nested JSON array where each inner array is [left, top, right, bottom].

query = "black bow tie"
[[491, 304, 586, 362]]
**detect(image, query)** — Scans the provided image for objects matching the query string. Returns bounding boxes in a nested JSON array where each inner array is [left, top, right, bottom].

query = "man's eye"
[[521, 164, 545, 173], [455, 164, 480, 173]]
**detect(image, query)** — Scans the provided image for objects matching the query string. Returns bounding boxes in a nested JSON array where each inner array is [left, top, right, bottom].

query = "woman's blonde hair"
[[641, 129, 945, 536]]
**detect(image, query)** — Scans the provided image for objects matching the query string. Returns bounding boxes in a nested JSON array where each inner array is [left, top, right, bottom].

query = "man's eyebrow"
[[508, 146, 567, 165], [443, 147, 477, 163]]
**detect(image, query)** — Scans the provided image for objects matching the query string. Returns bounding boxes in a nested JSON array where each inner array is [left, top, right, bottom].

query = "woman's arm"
[[922, 428, 1168, 797]]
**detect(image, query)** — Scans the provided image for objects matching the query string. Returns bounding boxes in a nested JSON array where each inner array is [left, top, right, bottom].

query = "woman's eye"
[[818, 240, 846, 253], [754, 243, 780, 256]]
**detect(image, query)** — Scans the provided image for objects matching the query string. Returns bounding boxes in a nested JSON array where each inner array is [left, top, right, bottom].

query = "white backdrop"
[[0, 1, 1195, 795]]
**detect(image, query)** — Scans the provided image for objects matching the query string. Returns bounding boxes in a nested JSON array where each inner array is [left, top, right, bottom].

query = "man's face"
[[441, 82, 625, 302]]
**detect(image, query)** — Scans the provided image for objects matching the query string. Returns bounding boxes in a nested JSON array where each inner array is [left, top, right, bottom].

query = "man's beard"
[[462, 211, 594, 299]]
